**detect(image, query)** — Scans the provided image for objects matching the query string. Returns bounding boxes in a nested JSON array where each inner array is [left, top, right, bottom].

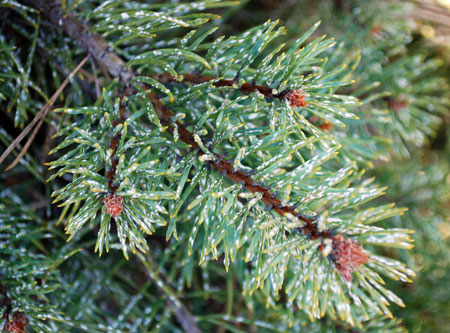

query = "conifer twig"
[[90, 59, 101, 99], [105, 95, 129, 193], [151, 73, 289, 101]]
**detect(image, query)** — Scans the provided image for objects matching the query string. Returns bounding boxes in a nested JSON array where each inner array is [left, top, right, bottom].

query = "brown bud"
[[285, 89, 307, 108], [389, 99, 409, 111], [318, 121, 332, 131], [3, 312, 27, 333], [104, 194, 123, 217], [370, 25, 382, 38], [331, 234, 369, 281]]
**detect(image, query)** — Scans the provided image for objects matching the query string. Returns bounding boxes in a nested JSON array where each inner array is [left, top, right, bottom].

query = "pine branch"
[[32, 0, 327, 240], [31, 0, 375, 290], [2, 1, 424, 329], [31, 3, 372, 296], [151, 73, 289, 101], [152, 73, 332, 130]]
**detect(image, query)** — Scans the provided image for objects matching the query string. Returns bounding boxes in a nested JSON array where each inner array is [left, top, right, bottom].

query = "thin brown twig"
[[36, 46, 98, 100], [1, 55, 89, 170], [90, 58, 101, 99], [151, 73, 289, 100], [40, 122, 57, 166], [106, 94, 130, 193]]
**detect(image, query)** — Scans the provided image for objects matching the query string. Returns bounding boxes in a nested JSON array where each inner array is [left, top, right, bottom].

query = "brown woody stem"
[[152, 73, 288, 100], [106, 96, 130, 193]]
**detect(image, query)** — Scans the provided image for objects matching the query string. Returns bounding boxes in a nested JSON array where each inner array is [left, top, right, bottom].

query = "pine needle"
[[1, 55, 89, 171]]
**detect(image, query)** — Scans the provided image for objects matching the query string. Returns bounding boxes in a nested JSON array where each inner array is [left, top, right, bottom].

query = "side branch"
[[136, 254, 201, 333], [106, 96, 129, 193], [152, 73, 288, 101]]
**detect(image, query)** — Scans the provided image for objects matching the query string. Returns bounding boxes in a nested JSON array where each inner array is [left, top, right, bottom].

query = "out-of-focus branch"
[[136, 254, 201, 333]]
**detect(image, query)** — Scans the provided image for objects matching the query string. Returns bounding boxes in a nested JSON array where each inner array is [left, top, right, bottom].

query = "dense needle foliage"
[[0, 0, 448, 331]]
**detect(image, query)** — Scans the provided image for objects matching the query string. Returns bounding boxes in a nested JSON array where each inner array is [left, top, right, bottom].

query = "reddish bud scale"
[[318, 121, 332, 131], [370, 25, 382, 38], [389, 100, 409, 111], [104, 194, 123, 217], [309, 116, 332, 131], [285, 89, 307, 108], [331, 234, 369, 281], [3, 312, 27, 333]]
